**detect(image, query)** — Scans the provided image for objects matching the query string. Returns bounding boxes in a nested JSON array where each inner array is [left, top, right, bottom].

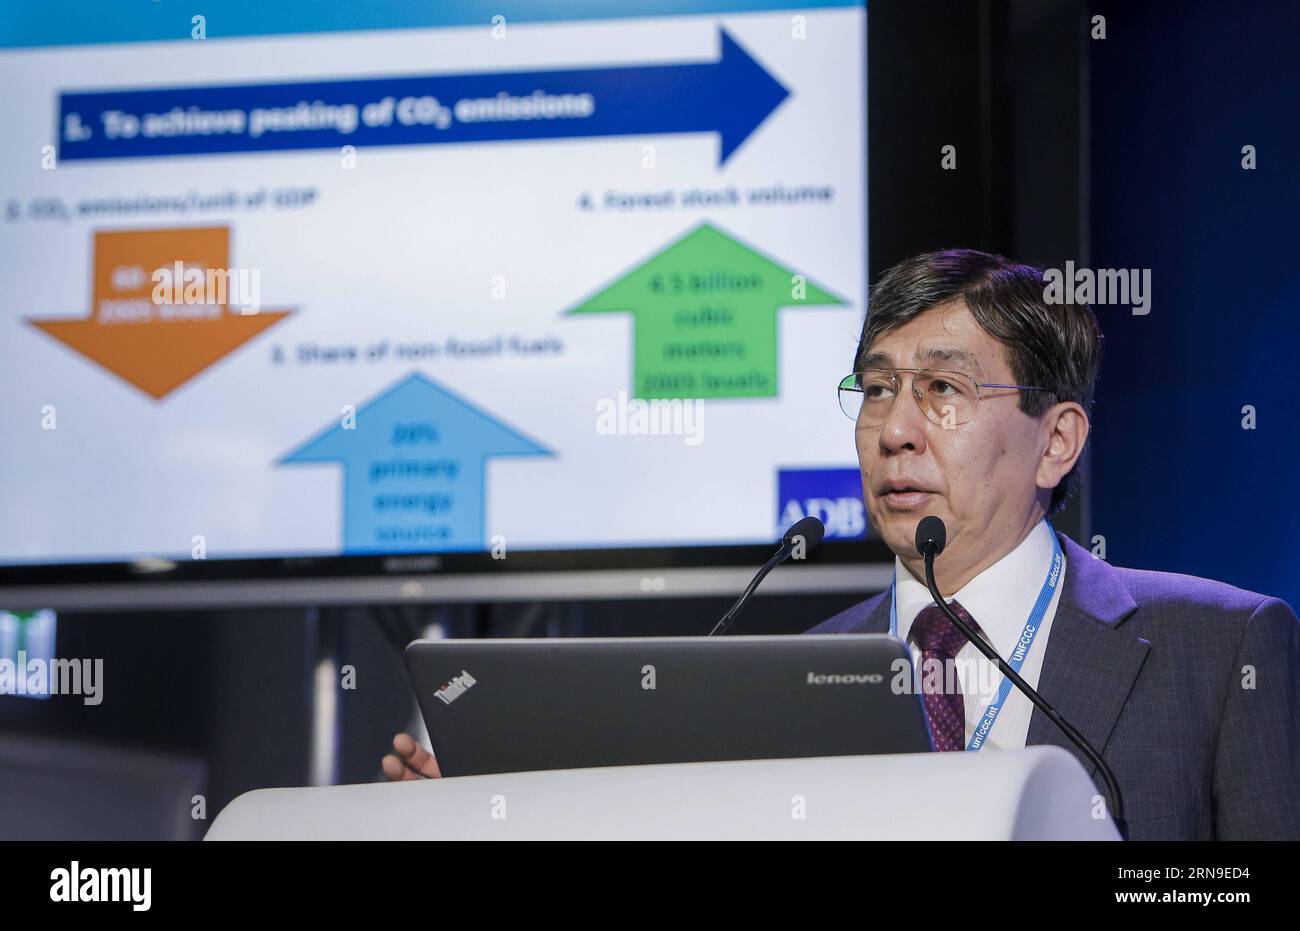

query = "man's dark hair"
[[856, 248, 1103, 514]]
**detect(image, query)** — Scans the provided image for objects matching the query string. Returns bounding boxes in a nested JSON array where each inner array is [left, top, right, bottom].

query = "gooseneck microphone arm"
[[914, 516, 1128, 840], [708, 549, 788, 636], [709, 516, 825, 636]]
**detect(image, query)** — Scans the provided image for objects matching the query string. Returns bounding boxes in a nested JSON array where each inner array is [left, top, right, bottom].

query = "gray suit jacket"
[[806, 532, 1300, 840]]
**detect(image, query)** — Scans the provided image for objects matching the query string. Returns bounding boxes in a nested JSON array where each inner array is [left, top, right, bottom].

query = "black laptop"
[[404, 635, 933, 776]]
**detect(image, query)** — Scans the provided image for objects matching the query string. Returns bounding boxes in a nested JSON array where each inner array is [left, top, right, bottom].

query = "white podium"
[[207, 746, 1119, 840]]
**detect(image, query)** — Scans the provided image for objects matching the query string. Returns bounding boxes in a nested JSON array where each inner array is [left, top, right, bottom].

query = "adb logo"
[[776, 468, 868, 540]]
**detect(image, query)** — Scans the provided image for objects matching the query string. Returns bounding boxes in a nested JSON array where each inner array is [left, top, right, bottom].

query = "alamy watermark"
[[595, 390, 704, 446], [50, 861, 150, 911], [1043, 261, 1151, 315], [149, 262, 262, 314], [0, 652, 103, 704]]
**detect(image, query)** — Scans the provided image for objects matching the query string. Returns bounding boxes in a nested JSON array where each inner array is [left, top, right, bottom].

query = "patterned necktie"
[[909, 600, 983, 752]]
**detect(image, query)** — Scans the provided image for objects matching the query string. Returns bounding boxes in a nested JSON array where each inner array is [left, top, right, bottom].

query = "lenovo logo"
[[806, 671, 883, 685], [434, 670, 477, 705]]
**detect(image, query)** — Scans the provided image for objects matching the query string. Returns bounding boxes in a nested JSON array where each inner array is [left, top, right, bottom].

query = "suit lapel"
[[1025, 533, 1151, 775]]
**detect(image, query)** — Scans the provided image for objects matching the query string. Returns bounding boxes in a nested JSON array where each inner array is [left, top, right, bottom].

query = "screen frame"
[[0, 3, 885, 609]]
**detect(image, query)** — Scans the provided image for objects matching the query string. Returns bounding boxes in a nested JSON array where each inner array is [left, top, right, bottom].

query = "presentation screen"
[[0, 1, 870, 588]]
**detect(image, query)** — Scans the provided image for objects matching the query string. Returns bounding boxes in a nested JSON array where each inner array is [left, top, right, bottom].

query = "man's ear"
[[1036, 402, 1089, 493]]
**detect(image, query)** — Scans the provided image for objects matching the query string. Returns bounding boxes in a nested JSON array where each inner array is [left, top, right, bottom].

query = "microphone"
[[913, 515, 1129, 840], [709, 516, 824, 636]]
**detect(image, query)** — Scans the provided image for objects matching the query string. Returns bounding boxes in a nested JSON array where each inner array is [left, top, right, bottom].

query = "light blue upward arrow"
[[280, 372, 552, 553]]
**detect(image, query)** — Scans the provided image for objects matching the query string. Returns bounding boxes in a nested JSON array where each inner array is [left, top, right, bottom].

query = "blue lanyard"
[[889, 527, 1064, 751]]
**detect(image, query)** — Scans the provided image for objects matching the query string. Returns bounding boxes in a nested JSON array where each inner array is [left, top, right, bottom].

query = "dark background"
[[2, 0, 1297, 838]]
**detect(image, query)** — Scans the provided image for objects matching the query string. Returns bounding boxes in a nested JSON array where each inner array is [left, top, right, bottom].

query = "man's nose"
[[876, 383, 929, 454]]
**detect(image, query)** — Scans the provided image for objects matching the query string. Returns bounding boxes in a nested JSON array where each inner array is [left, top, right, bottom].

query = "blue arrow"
[[58, 29, 789, 166], [279, 372, 552, 553]]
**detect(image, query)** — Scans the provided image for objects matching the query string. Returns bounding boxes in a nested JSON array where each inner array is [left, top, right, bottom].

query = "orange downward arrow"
[[29, 311, 291, 400], [27, 226, 293, 400]]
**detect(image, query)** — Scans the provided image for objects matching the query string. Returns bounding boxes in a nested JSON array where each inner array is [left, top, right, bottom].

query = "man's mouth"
[[877, 482, 938, 510]]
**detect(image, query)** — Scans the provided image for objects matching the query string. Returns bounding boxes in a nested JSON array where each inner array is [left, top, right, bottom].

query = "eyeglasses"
[[838, 368, 1056, 428]]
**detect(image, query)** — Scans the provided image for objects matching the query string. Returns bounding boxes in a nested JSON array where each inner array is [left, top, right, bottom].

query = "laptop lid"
[[404, 634, 933, 777]]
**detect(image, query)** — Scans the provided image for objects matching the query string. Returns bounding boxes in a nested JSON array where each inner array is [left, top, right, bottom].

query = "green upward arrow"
[[566, 223, 847, 400]]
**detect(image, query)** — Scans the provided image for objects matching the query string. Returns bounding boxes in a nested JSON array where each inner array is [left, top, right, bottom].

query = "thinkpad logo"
[[434, 670, 477, 705], [806, 671, 883, 685]]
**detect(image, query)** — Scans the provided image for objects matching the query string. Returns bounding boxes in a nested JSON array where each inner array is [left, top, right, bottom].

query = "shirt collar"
[[893, 518, 1061, 659]]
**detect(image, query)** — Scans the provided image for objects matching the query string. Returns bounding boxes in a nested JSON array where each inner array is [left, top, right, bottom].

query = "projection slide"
[[0, 2, 866, 563]]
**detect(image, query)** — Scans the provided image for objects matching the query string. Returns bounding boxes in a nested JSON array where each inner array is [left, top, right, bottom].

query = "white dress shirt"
[[892, 518, 1066, 751]]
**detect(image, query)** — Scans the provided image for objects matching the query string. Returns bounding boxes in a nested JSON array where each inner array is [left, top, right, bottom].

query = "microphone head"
[[914, 516, 947, 557], [782, 516, 825, 551]]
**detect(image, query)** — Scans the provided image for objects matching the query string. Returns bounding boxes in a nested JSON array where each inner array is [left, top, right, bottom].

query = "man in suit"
[[384, 248, 1299, 840], [805, 248, 1299, 840]]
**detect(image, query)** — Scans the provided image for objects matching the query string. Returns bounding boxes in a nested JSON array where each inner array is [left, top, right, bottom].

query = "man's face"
[[856, 299, 1048, 564]]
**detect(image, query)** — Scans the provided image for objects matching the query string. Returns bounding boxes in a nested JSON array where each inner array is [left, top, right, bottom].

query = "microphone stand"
[[921, 544, 1129, 840], [708, 546, 790, 636]]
